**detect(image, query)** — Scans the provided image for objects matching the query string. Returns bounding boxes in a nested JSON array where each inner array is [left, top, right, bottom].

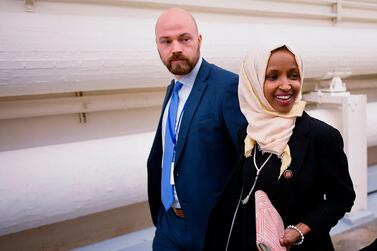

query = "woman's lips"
[[275, 94, 293, 105]]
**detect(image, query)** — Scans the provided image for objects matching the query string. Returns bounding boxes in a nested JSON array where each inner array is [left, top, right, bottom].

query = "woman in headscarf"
[[204, 44, 355, 250]]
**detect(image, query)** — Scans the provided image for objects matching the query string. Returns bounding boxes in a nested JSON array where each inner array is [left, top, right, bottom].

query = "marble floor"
[[332, 191, 377, 250], [74, 218, 377, 251], [74, 192, 377, 251], [332, 218, 377, 250]]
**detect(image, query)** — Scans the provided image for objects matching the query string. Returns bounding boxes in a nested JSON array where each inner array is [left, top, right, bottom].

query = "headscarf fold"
[[239, 43, 306, 178]]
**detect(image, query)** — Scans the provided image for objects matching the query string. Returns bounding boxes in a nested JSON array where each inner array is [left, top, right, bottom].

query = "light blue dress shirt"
[[161, 57, 203, 208]]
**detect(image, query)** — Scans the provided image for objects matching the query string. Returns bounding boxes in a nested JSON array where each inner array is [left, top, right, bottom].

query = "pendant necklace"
[[241, 146, 272, 205]]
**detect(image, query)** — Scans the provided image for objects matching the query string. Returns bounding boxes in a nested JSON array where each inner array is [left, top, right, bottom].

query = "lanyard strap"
[[167, 100, 187, 147]]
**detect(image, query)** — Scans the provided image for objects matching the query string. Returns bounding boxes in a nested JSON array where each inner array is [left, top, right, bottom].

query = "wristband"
[[287, 225, 304, 245]]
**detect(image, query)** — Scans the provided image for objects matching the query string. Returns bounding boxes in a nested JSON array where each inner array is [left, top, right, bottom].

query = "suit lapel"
[[154, 81, 174, 156], [174, 60, 210, 165], [286, 112, 312, 179], [162, 80, 174, 113], [158, 80, 174, 138]]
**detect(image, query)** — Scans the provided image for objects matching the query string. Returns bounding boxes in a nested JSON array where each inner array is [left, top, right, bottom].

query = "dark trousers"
[[153, 208, 200, 251]]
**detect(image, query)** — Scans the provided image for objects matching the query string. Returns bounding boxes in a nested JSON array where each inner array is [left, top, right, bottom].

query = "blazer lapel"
[[162, 80, 174, 112], [156, 80, 174, 141], [285, 112, 312, 179], [151, 80, 174, 157], [174, 60, 210, 165], [148, 80, 174, 169]]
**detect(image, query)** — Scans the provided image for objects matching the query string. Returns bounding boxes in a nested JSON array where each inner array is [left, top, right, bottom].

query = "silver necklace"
[[241, 146, 272, 205]]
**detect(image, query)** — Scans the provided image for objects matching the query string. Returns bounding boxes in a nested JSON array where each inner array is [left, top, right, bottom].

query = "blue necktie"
[[161, 81, 183, 210]]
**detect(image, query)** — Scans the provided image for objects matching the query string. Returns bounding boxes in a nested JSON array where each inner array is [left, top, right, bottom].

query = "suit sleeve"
[[303, 126, 356, 234], [222, 76, 246, 146]]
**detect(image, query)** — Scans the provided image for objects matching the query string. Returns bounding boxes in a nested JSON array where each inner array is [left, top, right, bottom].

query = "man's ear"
[[198, 34, 202, 46]]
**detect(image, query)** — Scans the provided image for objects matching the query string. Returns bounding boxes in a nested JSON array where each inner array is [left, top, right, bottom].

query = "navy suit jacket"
[[147, 59, 246, 249]]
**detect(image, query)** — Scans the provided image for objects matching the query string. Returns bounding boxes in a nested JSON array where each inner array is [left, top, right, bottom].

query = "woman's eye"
[[266, 75, 277, 81], [290, 72, 300, 80]]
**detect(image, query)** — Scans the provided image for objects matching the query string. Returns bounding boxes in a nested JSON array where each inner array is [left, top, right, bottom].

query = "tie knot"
[[174, 81, 183, 93]]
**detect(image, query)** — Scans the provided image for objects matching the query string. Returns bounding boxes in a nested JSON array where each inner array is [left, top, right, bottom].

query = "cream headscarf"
[[238, 43, 306, 178]]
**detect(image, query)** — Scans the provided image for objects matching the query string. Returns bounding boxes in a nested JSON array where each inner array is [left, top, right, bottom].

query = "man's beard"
[[161, 48, 200, 75]]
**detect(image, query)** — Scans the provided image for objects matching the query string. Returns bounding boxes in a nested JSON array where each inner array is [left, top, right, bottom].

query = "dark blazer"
[[205, 112, 356, 251], [147, 59, 246, 249]]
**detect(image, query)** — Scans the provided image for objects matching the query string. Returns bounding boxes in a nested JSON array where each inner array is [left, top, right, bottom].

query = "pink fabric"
[[255, 190, 286, 251]]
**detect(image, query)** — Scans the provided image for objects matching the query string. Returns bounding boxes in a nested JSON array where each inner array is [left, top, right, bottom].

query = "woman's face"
[[263, 48, 301, 113]]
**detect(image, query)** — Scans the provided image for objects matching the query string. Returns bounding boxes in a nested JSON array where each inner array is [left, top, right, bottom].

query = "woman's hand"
[[279, 223, 311, 250], [279, 228, 300, 250]]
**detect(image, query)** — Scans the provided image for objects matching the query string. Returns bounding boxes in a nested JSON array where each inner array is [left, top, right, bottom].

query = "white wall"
[[0, 132, 154, 236], [1, 0, 377, 96], [1, 0, 377, 237]]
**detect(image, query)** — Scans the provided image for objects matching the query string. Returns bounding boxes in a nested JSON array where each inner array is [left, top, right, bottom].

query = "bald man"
[[147, 8, 246, 250]]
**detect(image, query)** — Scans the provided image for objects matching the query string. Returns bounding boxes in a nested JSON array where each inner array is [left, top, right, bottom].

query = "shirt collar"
[[174, 57, 203, 87]]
